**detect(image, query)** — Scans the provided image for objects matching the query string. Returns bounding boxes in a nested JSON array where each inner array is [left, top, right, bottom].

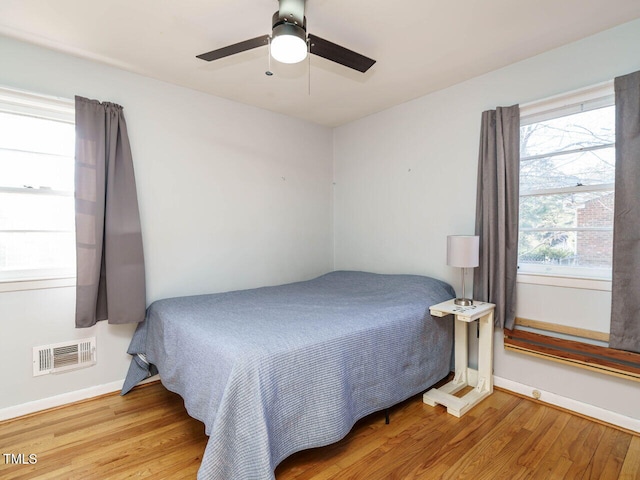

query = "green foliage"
[[531, 245, 573, 261]]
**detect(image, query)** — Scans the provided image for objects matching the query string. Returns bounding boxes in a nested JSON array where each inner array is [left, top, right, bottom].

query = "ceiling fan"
[[196, 0, 376, 73]]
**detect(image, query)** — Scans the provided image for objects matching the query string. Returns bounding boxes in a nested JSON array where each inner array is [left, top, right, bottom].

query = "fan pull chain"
[[266, 37, 273, 76], [308, 39, 311, 95]]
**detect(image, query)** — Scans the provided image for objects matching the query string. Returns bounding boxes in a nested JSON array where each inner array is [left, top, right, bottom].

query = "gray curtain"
[[473, 105, 520, 329], [610, 71, 640, 353], [75, 96, 146, 328]]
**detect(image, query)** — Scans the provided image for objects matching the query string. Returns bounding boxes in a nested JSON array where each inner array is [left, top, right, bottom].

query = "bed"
[[122, 271, 455, 479]]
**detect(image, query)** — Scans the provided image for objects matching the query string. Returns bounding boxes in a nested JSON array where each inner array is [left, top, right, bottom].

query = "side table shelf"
[[423, 299, 496, 417]]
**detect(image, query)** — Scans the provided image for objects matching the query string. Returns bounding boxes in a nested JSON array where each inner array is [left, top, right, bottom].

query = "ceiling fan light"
[[271, 24, 308, 64]]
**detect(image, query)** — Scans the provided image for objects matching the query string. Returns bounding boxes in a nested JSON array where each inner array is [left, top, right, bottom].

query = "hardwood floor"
[[0, 382, 638, 479]]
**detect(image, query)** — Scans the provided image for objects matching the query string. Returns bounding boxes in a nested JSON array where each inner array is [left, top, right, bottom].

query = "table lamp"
[[447, 235, 480, 306]]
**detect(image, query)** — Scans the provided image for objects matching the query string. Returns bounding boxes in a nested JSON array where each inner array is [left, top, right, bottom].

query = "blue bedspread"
[[123, 271, 455, 479]]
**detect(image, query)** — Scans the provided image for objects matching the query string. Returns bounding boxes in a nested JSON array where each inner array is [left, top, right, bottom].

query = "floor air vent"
[[33, 337, 96, 376]]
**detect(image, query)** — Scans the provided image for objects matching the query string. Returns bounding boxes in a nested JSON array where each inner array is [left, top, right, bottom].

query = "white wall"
[[334, 19, 640, 420], [0, 36, 333, 411]]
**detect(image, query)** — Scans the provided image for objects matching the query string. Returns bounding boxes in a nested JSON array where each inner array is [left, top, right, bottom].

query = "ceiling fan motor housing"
[[271, 11, 307, 43], [277, 0, 306, 25]]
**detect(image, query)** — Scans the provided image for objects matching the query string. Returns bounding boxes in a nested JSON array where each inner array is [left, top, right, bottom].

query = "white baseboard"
[[494, 375, 640, 433], [0, 376, 158, 422]]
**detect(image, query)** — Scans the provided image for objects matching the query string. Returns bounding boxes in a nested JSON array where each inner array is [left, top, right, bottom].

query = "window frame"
[[0, 86, 76, 292], [517, 81, 615, 287]]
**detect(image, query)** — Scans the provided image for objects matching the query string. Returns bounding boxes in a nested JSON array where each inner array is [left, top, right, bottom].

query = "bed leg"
[[385, 408, 390, 424]]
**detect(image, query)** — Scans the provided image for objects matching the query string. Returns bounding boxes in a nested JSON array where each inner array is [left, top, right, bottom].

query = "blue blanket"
[[123, 271, 454, 479]]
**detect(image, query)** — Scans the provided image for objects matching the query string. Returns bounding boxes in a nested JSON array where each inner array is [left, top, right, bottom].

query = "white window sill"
[[0, 277, 76, 292], [517, 273, 611, 292]]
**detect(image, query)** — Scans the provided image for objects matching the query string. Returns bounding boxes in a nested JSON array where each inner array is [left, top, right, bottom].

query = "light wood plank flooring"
[[0, 382, 638, 479]]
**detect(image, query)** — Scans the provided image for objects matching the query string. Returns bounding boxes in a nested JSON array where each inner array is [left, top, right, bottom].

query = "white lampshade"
[[447, 235, 479, 268], [270, 32, 308, 64]]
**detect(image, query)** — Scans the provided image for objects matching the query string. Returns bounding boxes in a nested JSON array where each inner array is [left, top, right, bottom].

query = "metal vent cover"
[[33, 337, 96, 376]]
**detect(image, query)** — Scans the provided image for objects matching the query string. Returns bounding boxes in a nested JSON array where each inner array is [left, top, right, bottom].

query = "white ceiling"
[[1, 0, 639, 127]]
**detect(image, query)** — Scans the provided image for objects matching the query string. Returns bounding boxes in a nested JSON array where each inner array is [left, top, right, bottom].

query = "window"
[[0, 87, 75, 284], [518, 84, 615, 281], [507, 83, 640, 381]]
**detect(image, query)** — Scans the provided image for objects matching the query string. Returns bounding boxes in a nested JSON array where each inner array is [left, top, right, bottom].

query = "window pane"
[[0, 193, 74, 231], [0, 149, 74, 191], [519, 190, 614, 270], [520, 190, 614, 230], [0, 232, 75, 278], [518, 229, 612, 269], [520, 105, 615, 158], [0, 112, 74, 157], [520, 146, 615, 192]]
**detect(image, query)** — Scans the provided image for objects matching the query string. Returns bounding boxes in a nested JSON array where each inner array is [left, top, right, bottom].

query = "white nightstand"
[[423, 299, 496, 417]]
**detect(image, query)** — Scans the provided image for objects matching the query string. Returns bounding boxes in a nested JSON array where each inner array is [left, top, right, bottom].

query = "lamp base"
[[454, 298, 474, 306]]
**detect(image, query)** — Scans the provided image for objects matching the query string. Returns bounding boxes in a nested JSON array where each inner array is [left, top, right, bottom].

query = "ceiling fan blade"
[[308, 34, 375, 73], [196, 35, 270, 62]]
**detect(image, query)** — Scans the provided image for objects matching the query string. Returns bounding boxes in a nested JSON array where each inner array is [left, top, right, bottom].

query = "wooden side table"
[[423, 299, 496, 417]]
